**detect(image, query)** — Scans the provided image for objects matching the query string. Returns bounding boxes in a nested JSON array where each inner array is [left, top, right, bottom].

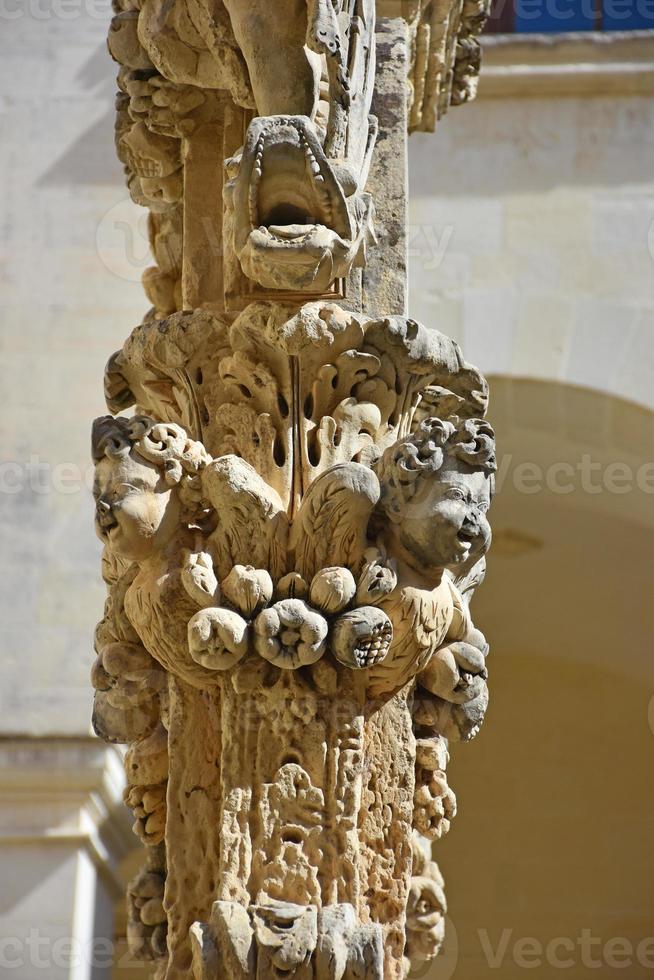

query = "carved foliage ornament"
[[93, 3, 492, 978]]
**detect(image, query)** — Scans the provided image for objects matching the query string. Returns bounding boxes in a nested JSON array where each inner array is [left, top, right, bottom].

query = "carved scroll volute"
[[95, 3, 493, 979]]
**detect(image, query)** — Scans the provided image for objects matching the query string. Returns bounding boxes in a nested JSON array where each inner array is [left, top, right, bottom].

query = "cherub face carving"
[[400, 461, 492, 572], [376, 417, 496, 579], [406, 872, 447, 962], [92, 416, 210, 562], [118, 120, 183, 214], [93, 451, 180, 562]]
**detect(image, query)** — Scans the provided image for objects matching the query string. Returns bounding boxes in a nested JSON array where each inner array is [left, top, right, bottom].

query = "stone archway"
[[428, 377, 654, 979]]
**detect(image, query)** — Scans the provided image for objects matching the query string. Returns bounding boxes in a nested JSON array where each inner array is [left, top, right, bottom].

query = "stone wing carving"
[[203, 454, 290, 581], [289, 462, 380, 581]]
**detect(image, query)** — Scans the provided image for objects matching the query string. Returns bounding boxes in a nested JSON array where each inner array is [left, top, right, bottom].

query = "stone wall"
[[0, 9, 144, 735], [409, 73, 654, 408]]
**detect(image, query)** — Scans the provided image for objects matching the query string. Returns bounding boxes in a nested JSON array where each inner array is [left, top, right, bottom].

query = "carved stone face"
[[93, 451, 180, 561], [120, 121, 183, 213], [399, 462, 492, 575], [138, 174, 183, 210], [251, 902, 317, 974], [226, 116, 374, 293], [407, 874, 446, 961]]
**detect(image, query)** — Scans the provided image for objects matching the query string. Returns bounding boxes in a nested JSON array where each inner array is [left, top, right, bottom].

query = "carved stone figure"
[[93, 3, 494, 977], [378, 0, 491, 131], [376, 415, 495, 585], [405, 837, 447, 970]]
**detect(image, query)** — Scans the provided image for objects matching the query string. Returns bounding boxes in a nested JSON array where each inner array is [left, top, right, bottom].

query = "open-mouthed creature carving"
[[222, 0, 378, 293], [224, 111, 377, 293], [112, 0, 377, 293], [107, 0, 491, 309]]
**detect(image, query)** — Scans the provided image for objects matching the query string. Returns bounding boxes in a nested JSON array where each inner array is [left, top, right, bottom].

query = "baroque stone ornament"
[[93, 2, 492, 977]]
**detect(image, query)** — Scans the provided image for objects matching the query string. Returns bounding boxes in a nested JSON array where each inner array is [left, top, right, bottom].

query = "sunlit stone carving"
[[94, 3, 492, 976]]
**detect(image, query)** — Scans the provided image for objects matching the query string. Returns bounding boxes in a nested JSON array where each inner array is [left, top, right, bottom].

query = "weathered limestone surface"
[[92, 2, 492, 977]]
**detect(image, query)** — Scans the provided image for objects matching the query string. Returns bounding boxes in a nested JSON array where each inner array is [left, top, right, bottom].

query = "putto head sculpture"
[[405, 848, 448, 968], [92, 416, 209, 561], [376, 416, 496, 579], [116, 112, 184, 213]]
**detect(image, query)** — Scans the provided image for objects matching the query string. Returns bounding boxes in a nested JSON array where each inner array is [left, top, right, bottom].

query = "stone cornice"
[[480, 30, 654, 96]]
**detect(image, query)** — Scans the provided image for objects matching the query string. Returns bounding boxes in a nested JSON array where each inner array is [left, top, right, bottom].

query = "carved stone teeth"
[[318, 188, 332, 222], [249, 187, 259, 225]]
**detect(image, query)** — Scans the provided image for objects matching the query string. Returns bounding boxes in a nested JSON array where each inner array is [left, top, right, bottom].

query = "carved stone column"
[[93, 2, 492, 977]]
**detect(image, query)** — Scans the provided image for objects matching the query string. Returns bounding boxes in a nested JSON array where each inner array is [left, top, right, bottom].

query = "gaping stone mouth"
[[457, 529, 475, 548], [241, 119, 350, 240], [229, 116, 370, 291]]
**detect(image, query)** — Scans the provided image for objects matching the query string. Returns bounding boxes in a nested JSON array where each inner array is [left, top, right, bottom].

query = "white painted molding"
[[0, 738, 135, 897]]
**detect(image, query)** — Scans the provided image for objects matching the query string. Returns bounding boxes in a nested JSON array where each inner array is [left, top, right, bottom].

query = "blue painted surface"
[[603, 0, 654, 28], [514, 0, 596, 31], [499, 0, 654, 30]]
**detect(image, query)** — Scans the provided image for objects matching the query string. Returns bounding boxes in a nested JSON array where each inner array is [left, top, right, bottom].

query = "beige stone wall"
[[0, 10, 145, 734], [409, 82, 654, 410]]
